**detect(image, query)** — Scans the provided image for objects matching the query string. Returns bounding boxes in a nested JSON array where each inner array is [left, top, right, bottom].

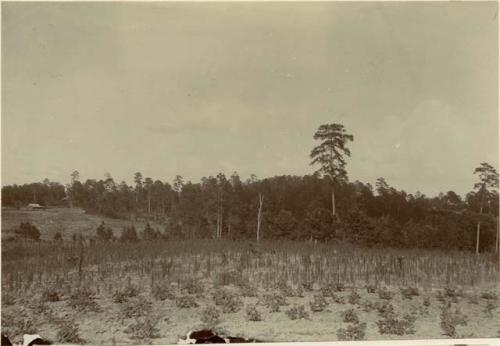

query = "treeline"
[[2, 172, 498, 252], [1, 179, 66, 207]]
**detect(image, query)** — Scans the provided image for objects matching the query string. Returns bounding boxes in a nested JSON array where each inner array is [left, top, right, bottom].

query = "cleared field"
[[2, 238, 499, 344], [1, 209, 499, 344], [1, 207, 163, 241]]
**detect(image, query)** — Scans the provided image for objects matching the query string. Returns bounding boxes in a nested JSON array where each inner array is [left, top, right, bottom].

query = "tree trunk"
[[496, 216, 499, 254], [476, 206, 483, 255], [331, 188, 336, 218], [148, 190, 151, 215], [257, 193, 264, 242]]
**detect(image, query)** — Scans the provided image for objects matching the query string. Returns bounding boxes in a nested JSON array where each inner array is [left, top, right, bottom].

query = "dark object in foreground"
[[179, 330, 261, 344], [1, 334, 51, 346], [1, 334, 12, 346]]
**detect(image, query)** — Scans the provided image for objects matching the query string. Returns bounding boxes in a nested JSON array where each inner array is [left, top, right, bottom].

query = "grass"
[[1, 209, 499, 343]]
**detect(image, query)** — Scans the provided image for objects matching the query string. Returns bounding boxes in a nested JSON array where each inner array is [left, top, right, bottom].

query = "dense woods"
[[2, 124, 498, 252], [2, 170, 498, 252]]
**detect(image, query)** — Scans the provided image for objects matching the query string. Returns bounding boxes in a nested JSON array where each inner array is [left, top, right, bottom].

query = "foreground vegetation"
[[2, 238, 499, 344]]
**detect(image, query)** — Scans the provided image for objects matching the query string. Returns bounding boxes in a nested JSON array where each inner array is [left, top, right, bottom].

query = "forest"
[[2, 124, 499, 252]]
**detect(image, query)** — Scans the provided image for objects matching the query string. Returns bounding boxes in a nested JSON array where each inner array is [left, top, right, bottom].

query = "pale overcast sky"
[[2, 2, 498, 196]]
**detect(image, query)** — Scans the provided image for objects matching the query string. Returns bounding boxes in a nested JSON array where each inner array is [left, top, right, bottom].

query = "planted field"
[[2, 238, 499, 344]]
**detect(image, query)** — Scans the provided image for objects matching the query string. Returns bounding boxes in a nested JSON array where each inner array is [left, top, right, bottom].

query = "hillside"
[[1, 207, 164, 241]]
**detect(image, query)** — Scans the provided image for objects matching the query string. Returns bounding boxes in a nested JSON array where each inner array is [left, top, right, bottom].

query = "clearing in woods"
[[1, 208, 499, 344]]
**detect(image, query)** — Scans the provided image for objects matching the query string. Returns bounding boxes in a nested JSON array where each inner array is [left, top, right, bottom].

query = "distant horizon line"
[[1, 170, 492, 200]]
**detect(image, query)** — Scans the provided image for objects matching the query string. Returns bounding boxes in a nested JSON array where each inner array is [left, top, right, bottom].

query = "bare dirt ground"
[[2, 279, 499, 345]]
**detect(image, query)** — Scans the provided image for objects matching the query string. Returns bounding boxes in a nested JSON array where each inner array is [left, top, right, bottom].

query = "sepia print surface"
[[1, 1, 499, 345]]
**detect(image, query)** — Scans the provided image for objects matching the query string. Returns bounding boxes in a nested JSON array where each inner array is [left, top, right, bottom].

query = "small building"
[[27, 203, 45, 210]]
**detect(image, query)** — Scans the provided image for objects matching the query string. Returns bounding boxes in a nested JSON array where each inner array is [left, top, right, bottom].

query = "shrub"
[[56, 319, 84, 344], [365, 284, 377, 294], [151, 284, 176, 301], [378, 288, 394, 300], [286, 305, 309, 320], [348, 290, 361, 305], [423, 297, 431, 307], [113, 285, 139, 303], [141, 223, 159, 241], [96, 222, 114, 242], [124, 316, 160, 342], [53, 232, 63, 242], [1, 310, 37, 341], [375, 302, 395, 318], [337, 322, 367, 341], [332, 293, 346, 304], [321, 282, 345, 297], [261, 293, 288, 312], [467, 294, 479, 304], [301, 281, 314, 292], [377, 313, 416, 336], [2, 291, 16, 306], [14, 222, 41, 241], [361, 300, 375, 312], [310, 294, 328, 312], [68, 288, 100, 313], [400, 287, 419, 300], [212, 289, 243, 313], [341, 309, 359, 324], [176, 295, 198, 309], [293, 286, 305, 298], [276, 281, 295, 297], [41, 288, 60, 302], [484, 301, 497, 317], [121, 297, 153, 319], [200, 306, 222, 327], [240, 284, 258, 297], [182, 278, 204, 296], [438, 287, 464, 303], [119, 226, 139, 242], [246, 305, 263, 321], [440, 304, 467, 338], [481, 291, 498, 301]]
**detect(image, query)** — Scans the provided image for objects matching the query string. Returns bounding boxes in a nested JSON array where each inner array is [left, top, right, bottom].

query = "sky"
[[2, 2, 498, 196]]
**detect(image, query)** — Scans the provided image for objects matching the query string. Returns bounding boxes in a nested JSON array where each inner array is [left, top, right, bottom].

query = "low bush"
[[182, 279, 204, 296], [56, 319, 84, 344], [41, 288, 60, 302], [376, 313, 416, 336], [68, 288, 100, 313], [200, 306, 222, 327], [309, 294, 328, 312], [400, 287, 419, 300], [176, 295, 199, 309], [337, 322, 367, 341], [151, 284, 176, 301], [348, 290, 361, 305], [481, 291, 498, 301], [113, 285, 139, 303], [440, 304, 467, 338], [286, 305, 309, 320], [375, 302, 395, 318], [341, 309, 359, 324], [121, 297, 153, 319], [378, 288, 394, 300], [261, 293, 288, 312], [246, 305, 263, 322], [124, 316, 160, 343], [212, 289, 243, 313]]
